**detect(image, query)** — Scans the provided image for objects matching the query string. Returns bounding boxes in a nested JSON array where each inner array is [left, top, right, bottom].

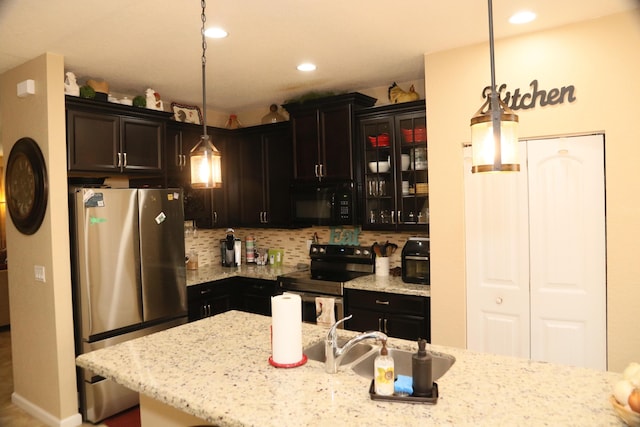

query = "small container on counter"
[[246, 236, 255, 263]]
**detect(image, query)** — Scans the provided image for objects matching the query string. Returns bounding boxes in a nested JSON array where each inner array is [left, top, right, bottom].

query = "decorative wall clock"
[[5, 137, 48, 235]]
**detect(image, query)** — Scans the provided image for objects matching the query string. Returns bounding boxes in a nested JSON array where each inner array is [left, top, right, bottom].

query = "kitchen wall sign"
[[482, 79, 576, 111], [5, 137, 48, 235], [329, 226, 361, 246]]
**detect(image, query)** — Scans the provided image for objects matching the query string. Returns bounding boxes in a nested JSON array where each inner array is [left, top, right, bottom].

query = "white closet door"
[[464, 144, 531, 359], [527, 135, 606, 370]]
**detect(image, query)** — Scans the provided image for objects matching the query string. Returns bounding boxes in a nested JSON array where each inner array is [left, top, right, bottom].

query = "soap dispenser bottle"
[[412, 338, 433, 397], [374, 340, 395, 396]]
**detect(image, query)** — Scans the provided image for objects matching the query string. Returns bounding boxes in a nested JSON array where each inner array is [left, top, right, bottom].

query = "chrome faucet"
[[325, 315, 388, 373]]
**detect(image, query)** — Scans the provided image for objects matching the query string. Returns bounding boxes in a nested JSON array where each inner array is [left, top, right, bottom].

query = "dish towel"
[[315, 297, 336, 327]]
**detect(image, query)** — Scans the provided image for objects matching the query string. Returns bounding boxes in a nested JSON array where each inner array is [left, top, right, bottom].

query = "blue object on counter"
[[394, 375, 413, 395]]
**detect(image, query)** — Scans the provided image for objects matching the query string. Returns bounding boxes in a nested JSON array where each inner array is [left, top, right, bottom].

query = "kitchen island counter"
[[76, 311, 622, 427]]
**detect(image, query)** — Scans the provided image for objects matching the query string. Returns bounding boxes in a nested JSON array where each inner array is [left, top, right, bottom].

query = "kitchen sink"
[[304, 338, 374, 365], [351, 347, 456, 380]]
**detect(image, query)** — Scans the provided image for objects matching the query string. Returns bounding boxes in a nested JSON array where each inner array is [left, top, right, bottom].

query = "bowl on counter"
[[369, 161, 390, 173], [610, 395, 640, 426], [368, 133, 390, 147]]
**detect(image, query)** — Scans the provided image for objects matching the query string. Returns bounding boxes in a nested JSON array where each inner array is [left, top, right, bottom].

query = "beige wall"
[[426, 10, 640, 372], [0, 54, 80, 424]]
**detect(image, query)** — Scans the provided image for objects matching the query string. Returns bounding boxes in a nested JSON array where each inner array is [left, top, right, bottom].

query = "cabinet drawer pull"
[[375, 299, 390, 305], [383, 318, 388, 333]]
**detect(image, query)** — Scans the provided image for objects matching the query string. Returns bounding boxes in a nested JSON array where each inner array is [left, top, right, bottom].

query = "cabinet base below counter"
[[140, 394, 212, 427]]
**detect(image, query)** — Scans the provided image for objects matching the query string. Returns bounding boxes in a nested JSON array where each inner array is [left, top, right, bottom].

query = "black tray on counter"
[[369, 380, 438, 404]]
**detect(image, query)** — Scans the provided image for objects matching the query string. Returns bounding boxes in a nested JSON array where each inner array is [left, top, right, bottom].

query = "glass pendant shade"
[[470, 96, 519, 173], [190, 135, 222, 188]]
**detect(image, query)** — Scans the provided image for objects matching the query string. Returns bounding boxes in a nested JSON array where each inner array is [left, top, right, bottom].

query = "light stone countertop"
[[76, 310, 623, 427], [187, 264, 430, 298]]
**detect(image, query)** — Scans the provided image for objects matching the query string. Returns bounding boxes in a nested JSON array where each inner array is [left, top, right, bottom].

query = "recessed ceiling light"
[[509, 10, 536, 24], [205, 27, 228, 38], [297, 63, 317, 72]]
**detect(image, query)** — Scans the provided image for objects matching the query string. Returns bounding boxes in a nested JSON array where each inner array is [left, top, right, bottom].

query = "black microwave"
[[291, 182, 355, 226]]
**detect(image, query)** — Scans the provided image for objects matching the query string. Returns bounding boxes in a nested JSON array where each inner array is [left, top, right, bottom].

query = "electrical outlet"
[[34, 265, 46, 282]]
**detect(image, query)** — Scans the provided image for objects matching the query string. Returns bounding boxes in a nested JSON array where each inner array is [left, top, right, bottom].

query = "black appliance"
[[401, 237, 430, 284], [277, 244, 375, 325], [291, 182, 355, 226]]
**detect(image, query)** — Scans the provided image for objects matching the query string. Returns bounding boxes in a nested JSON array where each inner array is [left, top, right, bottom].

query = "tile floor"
[[0, 327, 103, 426]]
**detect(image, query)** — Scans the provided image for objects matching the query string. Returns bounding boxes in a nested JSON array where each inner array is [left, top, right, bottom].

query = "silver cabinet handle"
[[175, 134, 181, 167], [117, 152, 122, 168], [383, 318, 388, 333], [397, 210, 402, 224], [123, 152, 127, 168], [391, 210, 395, 224], [378, 318, 382, 331], [213, 211, 218, 225], [314, 164, 319, 177], [319, 163, 324, 177], [375, 299, 390, 305]]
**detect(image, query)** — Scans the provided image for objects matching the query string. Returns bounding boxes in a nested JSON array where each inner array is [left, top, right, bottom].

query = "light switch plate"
[[34, 265, 46, 282]]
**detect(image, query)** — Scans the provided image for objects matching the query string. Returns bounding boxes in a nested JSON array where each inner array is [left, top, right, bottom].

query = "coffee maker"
[[401, 237, 430, 284], [221, 228, 241, 267]]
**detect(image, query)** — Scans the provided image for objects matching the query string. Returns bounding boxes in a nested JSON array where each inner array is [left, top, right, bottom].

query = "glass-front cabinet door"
[[358, 101, 428, 231], [396, 112, 429, 227]]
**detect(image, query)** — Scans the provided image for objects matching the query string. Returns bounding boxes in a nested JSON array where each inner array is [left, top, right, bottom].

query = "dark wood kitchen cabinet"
[[236, 278, 281, 316], [66, 96, 170, 175], [345, 288, 430, 342], [357, 100, 428, 232], [187, 278, 281, 321], [284, 93, 376, 183], [236, 122, 292, 226], [187, 279, 238, 322], [166, 122, 231, 229]]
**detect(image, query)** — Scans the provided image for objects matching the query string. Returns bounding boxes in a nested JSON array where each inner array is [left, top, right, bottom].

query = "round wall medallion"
[[6, 137, 48, 235]]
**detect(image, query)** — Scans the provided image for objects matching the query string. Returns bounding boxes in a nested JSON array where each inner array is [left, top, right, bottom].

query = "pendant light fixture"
[[190, 0, 222, 188], [470, 0, 520, 173]]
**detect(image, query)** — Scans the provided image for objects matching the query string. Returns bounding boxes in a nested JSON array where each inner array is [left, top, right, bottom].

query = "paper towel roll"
[[271, 293, 303, 365]]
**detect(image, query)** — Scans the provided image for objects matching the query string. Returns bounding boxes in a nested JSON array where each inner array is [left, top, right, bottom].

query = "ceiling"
[[0, 0, 638, 114]]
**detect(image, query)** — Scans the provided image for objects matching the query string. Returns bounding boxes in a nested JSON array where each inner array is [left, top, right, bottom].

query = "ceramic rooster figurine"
[[388, 82, 420, 104]]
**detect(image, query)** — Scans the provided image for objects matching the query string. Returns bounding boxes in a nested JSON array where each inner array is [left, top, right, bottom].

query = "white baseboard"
[[11, 391, 83, 427]]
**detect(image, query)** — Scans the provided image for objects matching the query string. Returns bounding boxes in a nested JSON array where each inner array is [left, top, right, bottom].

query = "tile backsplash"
[[185, 226, 427, 269]]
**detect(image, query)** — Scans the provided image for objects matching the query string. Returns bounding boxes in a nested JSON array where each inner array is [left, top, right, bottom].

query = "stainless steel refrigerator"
[[69, 188, 187, 422]]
